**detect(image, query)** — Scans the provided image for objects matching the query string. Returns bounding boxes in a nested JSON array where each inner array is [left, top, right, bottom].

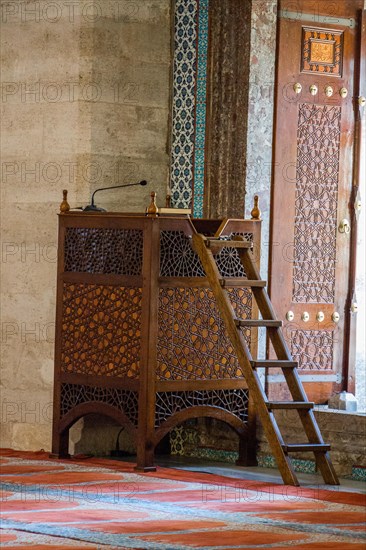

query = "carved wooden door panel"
[[269, 1, 364, 403]]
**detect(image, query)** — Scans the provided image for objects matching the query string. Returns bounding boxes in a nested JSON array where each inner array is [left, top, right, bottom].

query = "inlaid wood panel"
[[61, 284, 142, 378], [301, 27, 343, 76]]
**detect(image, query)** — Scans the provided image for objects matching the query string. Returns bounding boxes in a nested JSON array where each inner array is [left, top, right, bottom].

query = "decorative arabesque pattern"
[[61, 284, 142, 378], [157, 287, 251, 380], [291, 330, 333, 371], [292, 104, 341, 303], [159, 231, 252, 278], [155, 389, 249, 427], [60, 384, 139, 426], [170, 0, 198, 208], [192, 0, 209, 217], [64, 228, 143, 275], [170, 0, 209, 212]]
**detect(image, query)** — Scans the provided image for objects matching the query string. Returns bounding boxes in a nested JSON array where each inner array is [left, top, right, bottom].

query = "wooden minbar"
[[51, 208, 261, 470]]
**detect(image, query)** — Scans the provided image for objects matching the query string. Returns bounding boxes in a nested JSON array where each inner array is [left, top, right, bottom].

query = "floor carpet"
[[0, 449, 365, 549]]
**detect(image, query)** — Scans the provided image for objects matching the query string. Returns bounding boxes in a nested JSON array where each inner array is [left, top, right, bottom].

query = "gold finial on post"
[[165, 194, 171, 208], [251, 195, 261, 220], [146, 191, 159, 217], [60, 189, 70, 213]]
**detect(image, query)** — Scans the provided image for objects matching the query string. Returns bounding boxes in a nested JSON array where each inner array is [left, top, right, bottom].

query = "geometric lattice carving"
[[160, 231, 205, 277], [160, 231, 253, 278], [60, 384, 139, 426], [157, 287, 251, 380], [292, 104, 341, 303], [155, 388, 249, 427], [291, 330, 334, 370], [61, 284, 142, 378], [64, 228, 143, 275], [215, 233, 253, 277], [301, 27, 343, 76]]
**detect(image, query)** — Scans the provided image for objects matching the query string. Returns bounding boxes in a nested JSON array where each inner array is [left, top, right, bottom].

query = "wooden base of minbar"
[[51, 212, 261, 470]]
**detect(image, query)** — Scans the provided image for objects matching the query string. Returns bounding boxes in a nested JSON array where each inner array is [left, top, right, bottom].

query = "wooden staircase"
[[192, 233, 339, 487]]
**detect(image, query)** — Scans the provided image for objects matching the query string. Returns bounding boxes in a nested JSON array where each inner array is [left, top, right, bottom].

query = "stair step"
[[219, 278, 266, 288], [266, 401, 314, 410], [205, 238, 252, 250], [235, 319, 282, 328], [251, 360, 298, 369], [282, 444, 331, 453], [191, 232, 340, 486]]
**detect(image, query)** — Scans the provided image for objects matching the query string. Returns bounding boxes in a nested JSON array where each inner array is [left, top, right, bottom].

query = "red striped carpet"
[[0, 449, 365, 549]]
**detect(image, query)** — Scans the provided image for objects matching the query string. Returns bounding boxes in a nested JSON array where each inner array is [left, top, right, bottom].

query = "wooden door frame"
[[343, 8, 366, 393], [268, 0, 364, 397]]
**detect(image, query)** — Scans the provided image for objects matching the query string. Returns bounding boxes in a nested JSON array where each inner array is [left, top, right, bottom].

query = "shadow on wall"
[[70, 414, 136, 457]]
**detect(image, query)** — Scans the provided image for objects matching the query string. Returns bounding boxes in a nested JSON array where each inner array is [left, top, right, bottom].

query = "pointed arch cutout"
[[59, 403, 137, 443], [153, 406, 248, 447]]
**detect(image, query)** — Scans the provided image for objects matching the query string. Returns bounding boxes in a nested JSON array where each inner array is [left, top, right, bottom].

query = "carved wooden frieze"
[[292, 104, 341, 304], [291, 330, 333, 371], [301, 27, 343, 76]]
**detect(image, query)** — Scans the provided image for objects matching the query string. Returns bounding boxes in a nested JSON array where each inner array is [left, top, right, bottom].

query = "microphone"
[[83, 180, 148, 212]]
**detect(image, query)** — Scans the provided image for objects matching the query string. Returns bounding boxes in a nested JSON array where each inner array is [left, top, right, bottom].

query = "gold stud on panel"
[[325, 86, 333, 97], [310, 84, 318, 96]]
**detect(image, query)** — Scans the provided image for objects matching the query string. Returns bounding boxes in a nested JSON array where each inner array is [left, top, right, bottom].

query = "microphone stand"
[[83, 180, 148, 211]]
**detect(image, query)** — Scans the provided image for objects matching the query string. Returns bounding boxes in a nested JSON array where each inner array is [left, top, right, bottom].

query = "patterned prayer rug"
[[0, 449, 365, 549]]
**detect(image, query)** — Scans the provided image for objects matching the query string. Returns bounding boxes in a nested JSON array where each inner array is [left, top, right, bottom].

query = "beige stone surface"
[[11, 424, 52, 452], [1, 0, 172, 452], [257, 409, 366, 476], [1, 387, 53, 452]]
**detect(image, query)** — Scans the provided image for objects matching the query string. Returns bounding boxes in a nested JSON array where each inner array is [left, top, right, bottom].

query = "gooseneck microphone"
[[83, 180, 148, 212]]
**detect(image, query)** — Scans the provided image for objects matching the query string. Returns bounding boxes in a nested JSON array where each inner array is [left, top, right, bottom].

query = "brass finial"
[[146, 191, 159, 217], [60, 189, 70, 213], [251, 195, 261, 220], [165, 194, 171, 208]]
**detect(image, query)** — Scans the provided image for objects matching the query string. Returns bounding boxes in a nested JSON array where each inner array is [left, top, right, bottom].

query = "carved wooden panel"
[[61, 284, 142, 378], [301, 27, 343, 76], [53, 214, 260, 464], [64, 228, 143, 275], [156, 287, 251, 380], [159, 231, 253, 278], [214, 233, 253, 277], [292, 104, 341, 303], [160, 231, 205, 277], [291, 330, 333, 371], [60, 384, 139, 426], [155, 388, 249, 427]]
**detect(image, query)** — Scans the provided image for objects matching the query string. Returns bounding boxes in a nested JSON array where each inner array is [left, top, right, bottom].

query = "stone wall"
[[70, 409, 366, 480], [245, 0, 277, 276], [0, 0, 172, 451], [169, 410, 366, 479], [257, 408, 366, 478]]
